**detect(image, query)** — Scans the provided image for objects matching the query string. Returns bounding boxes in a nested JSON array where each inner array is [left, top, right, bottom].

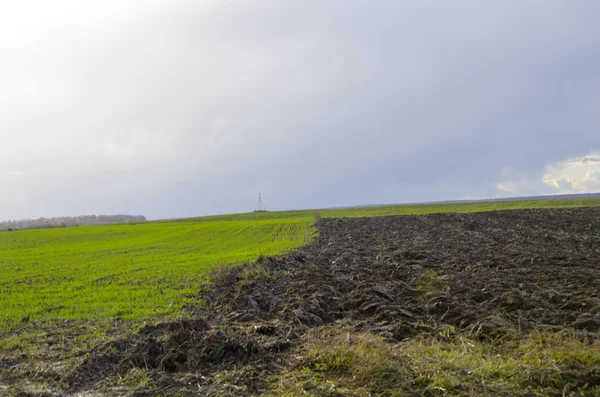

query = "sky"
[[1, 0, 600, 220]]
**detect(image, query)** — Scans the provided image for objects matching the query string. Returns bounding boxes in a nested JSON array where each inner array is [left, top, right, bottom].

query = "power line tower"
[[255, 193, 266, 212]]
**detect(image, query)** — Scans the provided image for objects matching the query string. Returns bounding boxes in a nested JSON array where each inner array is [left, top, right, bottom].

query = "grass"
[[1, 197, 600, 331], [272, 327, 600, 396], [0, 219, 313, 330], [271, 327, 408, 396]]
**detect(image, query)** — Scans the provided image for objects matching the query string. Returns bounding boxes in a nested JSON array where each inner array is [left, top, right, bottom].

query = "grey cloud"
[[567, 157, 600, 165], [1, 1, 600, 219]]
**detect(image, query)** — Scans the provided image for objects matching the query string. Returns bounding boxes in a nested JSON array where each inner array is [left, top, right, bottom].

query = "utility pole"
[[255, 193, 266, 212]]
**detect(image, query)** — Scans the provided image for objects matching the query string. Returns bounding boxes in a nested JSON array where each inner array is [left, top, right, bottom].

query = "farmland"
[[162, 197, 600, 222], [0, 219, 314, 329], [2, 198, 599, 330], [2, 198, 600, 396]]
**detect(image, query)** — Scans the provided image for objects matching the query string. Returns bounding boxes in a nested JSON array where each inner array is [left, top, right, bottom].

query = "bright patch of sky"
[[542, 153, 600, 194], [497, 152, 600, 196]]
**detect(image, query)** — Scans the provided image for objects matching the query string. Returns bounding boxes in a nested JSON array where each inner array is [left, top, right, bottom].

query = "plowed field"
[[15, 207, 598, 396]]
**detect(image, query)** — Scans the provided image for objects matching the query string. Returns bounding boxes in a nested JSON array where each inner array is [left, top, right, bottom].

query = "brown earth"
[[4, 207, 600, 396]]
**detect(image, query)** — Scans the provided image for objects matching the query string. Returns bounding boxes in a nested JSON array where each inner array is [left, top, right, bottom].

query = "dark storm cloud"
[[1, 1, 600, 219]]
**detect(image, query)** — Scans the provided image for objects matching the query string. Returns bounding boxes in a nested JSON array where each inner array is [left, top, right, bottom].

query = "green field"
[[2, 198, 600, 330], [163, 197, 600, 222], [0, 219, 314, 329]]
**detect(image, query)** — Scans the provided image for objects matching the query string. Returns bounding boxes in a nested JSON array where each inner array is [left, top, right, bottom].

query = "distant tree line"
[[0, 215, 147, 231]]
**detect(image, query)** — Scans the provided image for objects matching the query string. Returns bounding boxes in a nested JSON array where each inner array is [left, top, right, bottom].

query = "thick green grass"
[[0, 219, 313, 329], [1, 198, 600, 330]]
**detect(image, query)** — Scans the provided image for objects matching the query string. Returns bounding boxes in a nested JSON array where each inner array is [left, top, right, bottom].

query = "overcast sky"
[[1, 1, 600, 220]]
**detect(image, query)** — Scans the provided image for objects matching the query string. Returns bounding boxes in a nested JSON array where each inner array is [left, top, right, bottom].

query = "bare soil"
[[3, 207, 600, 396]]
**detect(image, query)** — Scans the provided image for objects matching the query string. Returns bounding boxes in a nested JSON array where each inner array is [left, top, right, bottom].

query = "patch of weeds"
[[206, 264, 236, 287], [437, 324, 457, 339], [270, 326, 408, 396], [414, 269, 449, 306], [239, 262, 276, 283], [116, 368, 154, 389], [398, 330, 600, 396], [273, 326, 600, 396], [0, 334, 25, 351]]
